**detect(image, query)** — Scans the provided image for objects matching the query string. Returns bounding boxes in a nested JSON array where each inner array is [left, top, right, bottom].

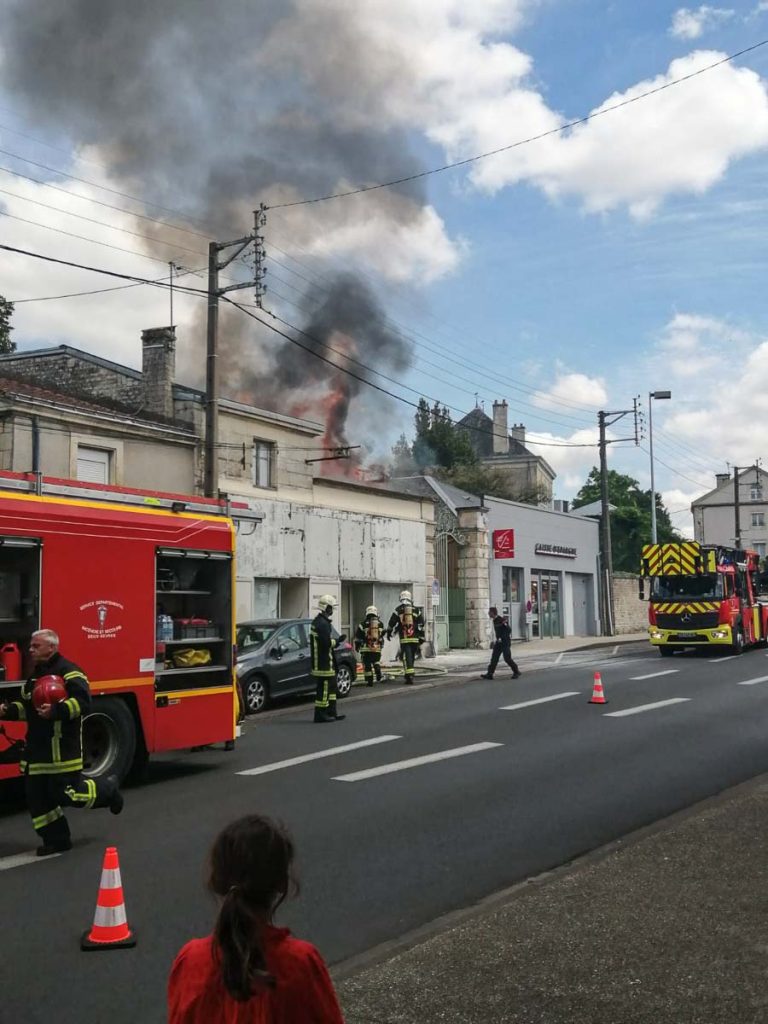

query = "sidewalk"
[[336, 773, 768, 1023], [390, 632, 649, 676]]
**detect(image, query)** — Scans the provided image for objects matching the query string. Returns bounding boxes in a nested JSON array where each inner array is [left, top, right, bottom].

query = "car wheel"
[[659, 646, 675, 657], [244, 674, 270, 714], [336, 663, 354, 698]]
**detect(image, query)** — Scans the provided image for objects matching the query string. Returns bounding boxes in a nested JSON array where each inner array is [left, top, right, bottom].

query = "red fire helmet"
[[32, 675, 67, 710]]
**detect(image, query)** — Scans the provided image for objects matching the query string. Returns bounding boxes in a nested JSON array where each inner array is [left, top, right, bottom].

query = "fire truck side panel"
[[0, 489, 236, 781]]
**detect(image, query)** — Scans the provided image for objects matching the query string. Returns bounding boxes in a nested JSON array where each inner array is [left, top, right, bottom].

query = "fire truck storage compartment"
[[0, 536, 41, 687], [155, 547, 232, 691]]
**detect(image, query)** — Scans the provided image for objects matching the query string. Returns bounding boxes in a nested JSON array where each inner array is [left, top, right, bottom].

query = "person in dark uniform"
[[310, 595, 345, 723], [481, 607, 521, 680], [355, 605, 386, 686], [0, 628, 123, 856], [387, 590, 425, 684]]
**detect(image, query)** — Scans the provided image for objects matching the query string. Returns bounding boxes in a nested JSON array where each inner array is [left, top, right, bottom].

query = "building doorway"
[[530, 571, 562, 639]]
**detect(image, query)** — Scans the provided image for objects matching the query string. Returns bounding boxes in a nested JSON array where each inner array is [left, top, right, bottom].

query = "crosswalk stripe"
[[236, 735, 402, 776], [737, 675, 768, 687], [500, 692, 580, 711], [332, 742, 502, 782], [0, 852, 48, 871], [629, 670, 679, 680], [604, 698, 690, 718]]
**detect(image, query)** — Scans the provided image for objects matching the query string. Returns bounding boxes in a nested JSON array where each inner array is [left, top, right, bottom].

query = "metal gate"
[[434, 503, 468, 649]]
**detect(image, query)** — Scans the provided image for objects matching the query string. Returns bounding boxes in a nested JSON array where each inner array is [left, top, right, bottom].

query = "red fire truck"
[[640, 541, 768, 655], [0, 471, 255, 783]]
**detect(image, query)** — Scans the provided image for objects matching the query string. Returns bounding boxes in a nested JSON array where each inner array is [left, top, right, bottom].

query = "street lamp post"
[[649, 390, 671, 543]]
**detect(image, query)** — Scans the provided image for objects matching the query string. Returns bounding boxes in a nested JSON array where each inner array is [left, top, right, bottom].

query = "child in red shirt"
[[168, 814, 345, 1023]]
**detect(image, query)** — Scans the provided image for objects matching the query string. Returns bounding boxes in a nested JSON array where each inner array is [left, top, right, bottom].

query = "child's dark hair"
[[208, 814, 296, 1002]]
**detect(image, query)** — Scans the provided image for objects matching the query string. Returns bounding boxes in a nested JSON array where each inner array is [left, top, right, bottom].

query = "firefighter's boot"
[[314, 708, 334, 723], [329, 702, 346, 721]]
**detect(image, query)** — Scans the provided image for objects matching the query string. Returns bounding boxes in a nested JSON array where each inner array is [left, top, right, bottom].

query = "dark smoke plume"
[[0, 1, 426, 453]]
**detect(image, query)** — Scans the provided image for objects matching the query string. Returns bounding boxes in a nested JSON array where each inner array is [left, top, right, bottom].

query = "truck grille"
[[655, 612, 720, 630]]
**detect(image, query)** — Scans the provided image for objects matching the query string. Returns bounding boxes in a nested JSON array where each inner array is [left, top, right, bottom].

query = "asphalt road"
[[2, 642, 768, 1024]]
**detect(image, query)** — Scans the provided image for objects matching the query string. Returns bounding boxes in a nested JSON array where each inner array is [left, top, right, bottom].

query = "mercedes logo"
[[681, 612, 693, 624]]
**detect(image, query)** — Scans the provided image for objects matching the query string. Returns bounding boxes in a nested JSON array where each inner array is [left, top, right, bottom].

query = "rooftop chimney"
[[715, 472, 730, 487], [141, 327, 176, 419], [492, 400, 508, 456], [511, 423, 526, 445]]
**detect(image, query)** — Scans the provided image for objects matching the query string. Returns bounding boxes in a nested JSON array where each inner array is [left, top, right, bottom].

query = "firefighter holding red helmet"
[[0, 628, 123, 856]]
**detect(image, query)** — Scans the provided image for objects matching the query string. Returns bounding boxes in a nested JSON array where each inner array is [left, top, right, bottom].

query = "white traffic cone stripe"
[[93, 904, 128, 928], [99, 868, 123, 889]]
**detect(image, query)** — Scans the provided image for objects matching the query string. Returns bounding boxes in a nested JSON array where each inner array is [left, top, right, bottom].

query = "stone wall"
[[0, 351, 144, 407], [613, 573, 647, 634]]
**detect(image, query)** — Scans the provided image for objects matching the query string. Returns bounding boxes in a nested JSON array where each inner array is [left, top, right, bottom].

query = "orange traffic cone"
[[81, 846, 136, 950], [588, 671, 608, 705]]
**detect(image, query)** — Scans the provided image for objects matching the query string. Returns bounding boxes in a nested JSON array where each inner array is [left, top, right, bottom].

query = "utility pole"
[[597, 400, 639, 637], [734, 466, 741, 549], [204, 208, 266, 498]]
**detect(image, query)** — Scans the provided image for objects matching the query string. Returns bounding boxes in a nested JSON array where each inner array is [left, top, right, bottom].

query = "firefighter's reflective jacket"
[[388, 604, 425, 644], [2, 654, 90, 775], [355, 615, 385, 653], [310, 614, 336, 677]]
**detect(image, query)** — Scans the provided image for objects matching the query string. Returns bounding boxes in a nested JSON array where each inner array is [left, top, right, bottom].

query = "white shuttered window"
[[76, 446, 112, 483]]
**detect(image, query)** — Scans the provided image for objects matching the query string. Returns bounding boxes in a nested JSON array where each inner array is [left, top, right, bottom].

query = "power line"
[[269, 40, 768, 209]]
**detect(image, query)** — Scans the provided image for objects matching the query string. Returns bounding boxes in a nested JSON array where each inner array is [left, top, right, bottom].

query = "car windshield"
[[237, 624, 278, 650], [651, 574, 724, 601]]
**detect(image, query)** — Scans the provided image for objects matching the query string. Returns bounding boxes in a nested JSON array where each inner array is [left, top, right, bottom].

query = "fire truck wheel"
[[335, 664, 353, 697], [244, 674, 270, 715], [659, 646, 676, 657], [82, 698, 136, 783], [731, 624, 745, 655]]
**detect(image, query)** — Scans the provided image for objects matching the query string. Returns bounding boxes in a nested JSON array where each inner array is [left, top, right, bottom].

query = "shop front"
[[487, 499, 600, 640]]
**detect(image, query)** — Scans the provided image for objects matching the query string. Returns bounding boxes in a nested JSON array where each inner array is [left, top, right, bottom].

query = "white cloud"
[[533, 372, 607, 411], [268, 5, 768, 219], [670, 7, 734, 40]]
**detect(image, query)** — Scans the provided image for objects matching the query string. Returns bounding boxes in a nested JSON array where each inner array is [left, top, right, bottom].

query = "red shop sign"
[[493, 529, 515, 559]]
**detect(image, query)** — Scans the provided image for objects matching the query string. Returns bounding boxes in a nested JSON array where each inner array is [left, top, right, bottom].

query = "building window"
[[750, 484, 763, 500], [754, 543, 766, 558], [502, 567, 522, 604], [76, 445, 112, 484], [252, 440, 274, 488], [751, 512, 765, 528]]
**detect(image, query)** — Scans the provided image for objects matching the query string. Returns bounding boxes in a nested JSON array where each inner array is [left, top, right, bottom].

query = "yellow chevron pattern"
[[641, 542, 714, 576], [652, 602, 720, 614]]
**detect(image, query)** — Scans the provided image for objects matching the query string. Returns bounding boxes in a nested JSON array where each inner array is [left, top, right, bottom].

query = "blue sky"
[[2, 1, 768, 535]]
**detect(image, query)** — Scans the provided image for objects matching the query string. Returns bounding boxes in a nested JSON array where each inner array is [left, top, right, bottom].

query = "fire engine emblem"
[[80, 599, 125, 639], [680, 612, 693, 624]]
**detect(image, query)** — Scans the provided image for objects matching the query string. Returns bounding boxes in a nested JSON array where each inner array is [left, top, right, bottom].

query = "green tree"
[[0, 296, 15, 354], [411, 400, 476, 470], [572, 467, 682, 572]]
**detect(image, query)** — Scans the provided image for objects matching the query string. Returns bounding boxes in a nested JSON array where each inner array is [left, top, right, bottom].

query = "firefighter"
[[355, 605, 386, 685], [480, 606, 521, 680], [311, 595, 345, 723], [387, 590, 425, 684], [0, 628, 123, 856]]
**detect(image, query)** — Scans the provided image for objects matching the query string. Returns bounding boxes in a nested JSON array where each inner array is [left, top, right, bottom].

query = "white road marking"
[[554, 652, 564, 665], [612, 645, 619, 656], [737, 675, 768, 687], [629, 670, 679, 680], [710, 655, 740, 663], [332, 742, 502, 782], [604, 698, 690, 718], [236, 735, 402, 776], [500, 692, 581, 711], [0, 852, 50, 871]]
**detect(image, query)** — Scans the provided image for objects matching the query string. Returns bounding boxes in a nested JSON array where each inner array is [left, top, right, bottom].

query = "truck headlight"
[[649, 630, 664, 640]]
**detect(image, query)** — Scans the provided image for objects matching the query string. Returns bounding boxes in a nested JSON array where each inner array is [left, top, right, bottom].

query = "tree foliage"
[[0, 296, 15, 354], [390, 398, 548, 504], [572, 467, 682, 572]]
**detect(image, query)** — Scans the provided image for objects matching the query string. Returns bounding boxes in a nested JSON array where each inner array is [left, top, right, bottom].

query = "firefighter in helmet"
[[387, 590, 425, 684], [0, 628, 124, 856], [310, 595, 345, 723], [355, 605, 386, 686]]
